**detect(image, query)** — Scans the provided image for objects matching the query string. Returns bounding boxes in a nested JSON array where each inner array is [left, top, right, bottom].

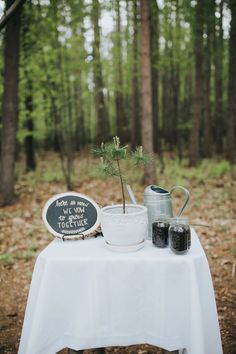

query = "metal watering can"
[[143, 185, 190, 239]]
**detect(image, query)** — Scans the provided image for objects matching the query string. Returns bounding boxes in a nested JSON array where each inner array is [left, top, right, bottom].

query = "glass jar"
[[152, 217, 170, 248], [169, 217, 191, 255]]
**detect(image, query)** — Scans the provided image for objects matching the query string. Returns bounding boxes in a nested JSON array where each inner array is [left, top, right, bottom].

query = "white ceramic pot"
[[100, 204, 148, 247]]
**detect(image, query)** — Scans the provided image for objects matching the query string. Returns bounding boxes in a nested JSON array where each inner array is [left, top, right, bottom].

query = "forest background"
[[0, 0, 235, 200], [0, 0, 235, 353]]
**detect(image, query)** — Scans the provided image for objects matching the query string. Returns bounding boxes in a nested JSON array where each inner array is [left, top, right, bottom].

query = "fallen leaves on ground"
[[0, 154, 235, 354]]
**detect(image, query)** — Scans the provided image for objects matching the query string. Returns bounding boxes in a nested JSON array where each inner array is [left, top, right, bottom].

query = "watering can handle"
[[170, 186, 190, 216]]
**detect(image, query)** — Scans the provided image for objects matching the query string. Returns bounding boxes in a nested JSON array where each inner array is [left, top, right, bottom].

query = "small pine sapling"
[[94, 136, 150, 213]]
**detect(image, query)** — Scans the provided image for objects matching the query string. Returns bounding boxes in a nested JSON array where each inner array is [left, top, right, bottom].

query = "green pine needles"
[[94, 136, 150, 213]]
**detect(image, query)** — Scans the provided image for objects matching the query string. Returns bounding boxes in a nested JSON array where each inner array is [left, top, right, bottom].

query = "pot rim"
[[101, 204, 147, 215]]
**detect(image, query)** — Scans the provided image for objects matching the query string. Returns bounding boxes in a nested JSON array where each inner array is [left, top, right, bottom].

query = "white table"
[[18, 230, 222, 354]]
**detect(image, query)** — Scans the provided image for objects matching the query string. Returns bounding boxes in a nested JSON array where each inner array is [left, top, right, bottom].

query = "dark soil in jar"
[[152, 221, 169, 248], [187, 228, 191, 249], [169, 226, 189, 254]]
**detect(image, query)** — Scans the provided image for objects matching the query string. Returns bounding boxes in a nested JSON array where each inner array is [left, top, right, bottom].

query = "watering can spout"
[[126, 184, 137, 205]]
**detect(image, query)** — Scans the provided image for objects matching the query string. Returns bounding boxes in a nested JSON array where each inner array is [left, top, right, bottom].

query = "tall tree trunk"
[[115, 0, 127, 142], [150, 0, 159, 153], [36, 0, 61, 152], [24, 82, 36, 171], [203, 0, 214, 157], [92, 0, 110, 144], [22, 2, 36, 171], [63, 54, 74, 189], [189, 0, 204, 166], [162, 61, 169, 146], [131, 0, 141, 148], [0, 0, 22, 206], [140, 0, 156, 184], [52, 1, 74, 189], [227, 0, 236, 163], [162, 3, 173, 150], [70, 0, 87, 150], [214, 0, 224, 154], [74, 82, 86, 150], [175, 63, 181, 160], [39, 1, 74, 189], [183, 70, 193, 152], [174, 0, 180, 152], [124, 0, 132, 142]]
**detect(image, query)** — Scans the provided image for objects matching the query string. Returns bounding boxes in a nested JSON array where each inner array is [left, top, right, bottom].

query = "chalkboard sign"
[[42, 192, 100, 239]]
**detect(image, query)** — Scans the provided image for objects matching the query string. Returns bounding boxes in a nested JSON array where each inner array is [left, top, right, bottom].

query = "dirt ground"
[[0, 155, 235, 354]]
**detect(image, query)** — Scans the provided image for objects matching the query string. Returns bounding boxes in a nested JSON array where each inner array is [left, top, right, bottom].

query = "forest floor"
[[0, 152, 236, 354]]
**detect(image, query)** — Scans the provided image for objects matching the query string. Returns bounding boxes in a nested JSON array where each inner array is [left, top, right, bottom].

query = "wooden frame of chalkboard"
[[42, 192, 101, 239]]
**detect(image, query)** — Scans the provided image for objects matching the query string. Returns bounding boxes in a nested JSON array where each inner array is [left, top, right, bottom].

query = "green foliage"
[[98, 161, 121, 178], [209, 160, 231, 177], [19, 247, 37, 261], [158, 158, 232, 188], [94, 136, 149, 212], [0, 253, 15, 265], [41, 169, 65, 183], [94, 136, 149, 179], [132, 146, 151, 166], [0, 246, 37, 265], [187, 160, 231, 180], [0, 0, 232, 185], [94, 137, 127, 177]]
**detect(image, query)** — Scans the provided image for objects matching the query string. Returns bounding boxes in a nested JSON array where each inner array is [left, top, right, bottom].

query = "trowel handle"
[[170, 185, 190, 216]]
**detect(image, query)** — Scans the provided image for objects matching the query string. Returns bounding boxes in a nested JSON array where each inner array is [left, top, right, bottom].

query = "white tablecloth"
[[18, 230, 222, 354]]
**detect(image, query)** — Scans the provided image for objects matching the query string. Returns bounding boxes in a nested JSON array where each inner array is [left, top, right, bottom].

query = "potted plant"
[[94, 136, 149, 251]]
